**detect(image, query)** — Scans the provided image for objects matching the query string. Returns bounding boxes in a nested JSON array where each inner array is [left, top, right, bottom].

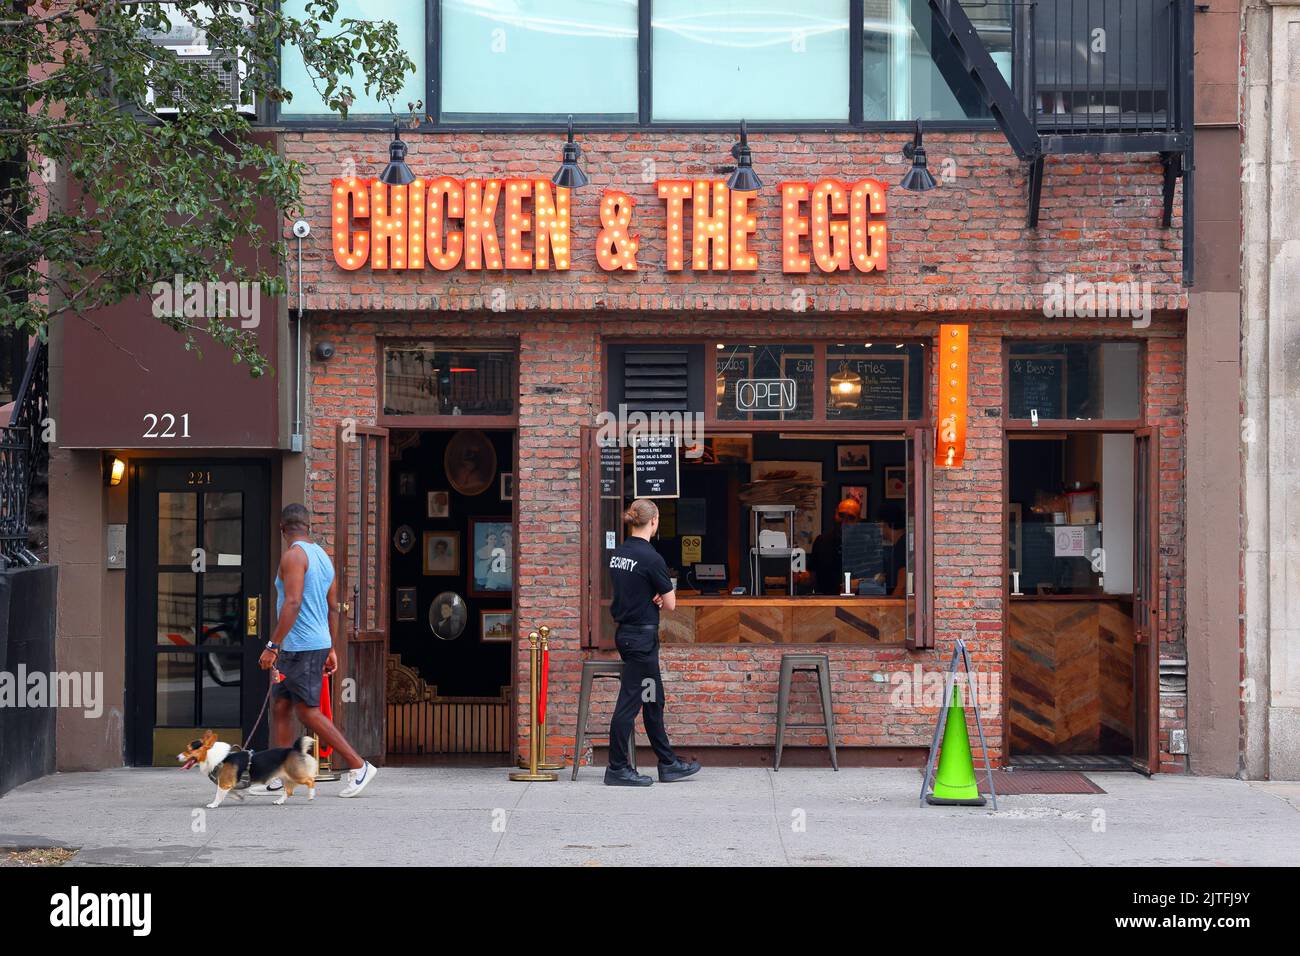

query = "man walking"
[[603, 498, 700, 787], [255, 503, 377, 797]]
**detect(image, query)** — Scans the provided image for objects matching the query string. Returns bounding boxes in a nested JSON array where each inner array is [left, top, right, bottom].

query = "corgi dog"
[[178, 730, 318, 809]]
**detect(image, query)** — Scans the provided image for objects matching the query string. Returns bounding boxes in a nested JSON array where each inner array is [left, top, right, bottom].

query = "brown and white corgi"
[[178, 730, 318, 809]]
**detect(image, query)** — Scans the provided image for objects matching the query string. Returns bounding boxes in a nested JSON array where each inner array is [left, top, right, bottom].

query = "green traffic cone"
[[926, 686, 987, 806]]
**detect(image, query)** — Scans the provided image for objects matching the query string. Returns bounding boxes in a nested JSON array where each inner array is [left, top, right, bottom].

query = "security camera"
[[314, 341, 336, 361], [292, 219, 311, 239]]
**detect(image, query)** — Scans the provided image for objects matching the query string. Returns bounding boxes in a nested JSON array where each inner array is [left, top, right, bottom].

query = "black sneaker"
[[658, 758, 701, 782], [604, 766, 654, 787]]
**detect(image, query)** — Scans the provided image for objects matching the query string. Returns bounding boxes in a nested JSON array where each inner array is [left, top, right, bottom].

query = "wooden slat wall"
[[386, 701, 510, 755], [660, 603, 906, 645], [1008, 599, 1135, 755]]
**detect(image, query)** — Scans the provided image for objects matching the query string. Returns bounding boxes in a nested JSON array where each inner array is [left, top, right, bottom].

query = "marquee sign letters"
[[330, 175, 887, 275]]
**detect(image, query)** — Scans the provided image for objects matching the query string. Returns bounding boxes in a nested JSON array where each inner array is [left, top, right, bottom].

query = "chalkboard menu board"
[[826, 355, 908, 420], [599, 442, 622, 499], [633, 437, 679, 499], [841, 522, 884, 584], [858, 357, 907, 419], [1009, 355, 1066, 419]]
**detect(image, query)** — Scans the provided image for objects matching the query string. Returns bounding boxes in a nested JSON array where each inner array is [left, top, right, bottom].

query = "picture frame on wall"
[[395, 587, 418, 622], [427, 489, 450, 519], [500, 472, 514, 501], [469, 518, 512, 597], [884, 466, 906, 500], [398, 471, 417, 496], [444, 429, 497, 496], [422, 531, 460, 576], [836, 444, 872, 471], [481, 609, 513, 643]]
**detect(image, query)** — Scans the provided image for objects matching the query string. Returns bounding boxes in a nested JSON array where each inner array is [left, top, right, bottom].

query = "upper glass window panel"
[[280, 0, 427, 119], [383, 345, 516, 418], [1008, 342, 1142, 421], [826, 343, 925, 421], [715, 343, 816, 421], [441, 0, 639, 122], [652, 1, 851, 122], [863, 0, 1012, 121]]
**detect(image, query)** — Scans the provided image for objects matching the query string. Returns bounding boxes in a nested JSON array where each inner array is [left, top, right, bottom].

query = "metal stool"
[[775, 653, 838, 771], [572, 660, 637, 780]]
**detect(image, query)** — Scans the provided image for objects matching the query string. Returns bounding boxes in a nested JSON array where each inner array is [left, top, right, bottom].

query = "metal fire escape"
[[929, 0, 1195, 285]]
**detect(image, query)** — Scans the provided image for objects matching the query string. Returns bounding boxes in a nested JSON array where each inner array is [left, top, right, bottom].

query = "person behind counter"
[[809, 498, 907, 596], [604, 498, 702, 787]]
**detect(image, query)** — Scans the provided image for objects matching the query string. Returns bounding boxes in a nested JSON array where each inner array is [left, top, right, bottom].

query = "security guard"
[[604, 498, 701, 787]]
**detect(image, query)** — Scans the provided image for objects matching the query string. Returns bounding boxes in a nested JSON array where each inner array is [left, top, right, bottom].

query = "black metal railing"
[[1020, 0, 1192, 147], [1, 340, 48, 567]]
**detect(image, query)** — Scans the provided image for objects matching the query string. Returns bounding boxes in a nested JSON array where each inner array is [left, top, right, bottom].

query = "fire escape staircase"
[[928, 0, 1194, 284]]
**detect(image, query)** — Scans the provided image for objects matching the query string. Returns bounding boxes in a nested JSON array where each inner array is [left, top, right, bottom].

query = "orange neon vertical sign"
[[936, 324, 969, 468]]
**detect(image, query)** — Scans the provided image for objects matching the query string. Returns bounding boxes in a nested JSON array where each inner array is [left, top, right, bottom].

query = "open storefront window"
[[590, 339, 932, 648]]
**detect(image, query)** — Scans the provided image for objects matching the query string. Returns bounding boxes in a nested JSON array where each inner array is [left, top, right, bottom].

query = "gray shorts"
[[271, 648, 330, 707]]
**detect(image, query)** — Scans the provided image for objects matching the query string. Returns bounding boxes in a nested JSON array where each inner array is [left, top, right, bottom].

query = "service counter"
[[659, 593, 907, 645]]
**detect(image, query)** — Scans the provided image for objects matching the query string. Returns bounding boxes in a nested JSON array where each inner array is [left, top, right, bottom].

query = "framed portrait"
[[840, 485, 868, 513], [422, 531, 460, 576], [469, 518, 512, 596], [836, 444, 871, 471], [398, 471, 417, 496], [395, 587, 418, 622], [710, 434, 753, 464], [500, 472, 514, 501], [392, 524, 416, 555], [427, 489, 450, 519], [429, 591, 468, 641], [481, 609, 513, 643], [444, 429, 497, 497], [884, 466, 907, 500]]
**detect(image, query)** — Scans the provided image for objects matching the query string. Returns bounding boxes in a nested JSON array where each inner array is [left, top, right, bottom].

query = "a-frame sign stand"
[[918, 638, 998, 810]]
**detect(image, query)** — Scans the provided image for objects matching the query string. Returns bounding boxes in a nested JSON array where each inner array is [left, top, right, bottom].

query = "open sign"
[[735, 378, 797, 413]]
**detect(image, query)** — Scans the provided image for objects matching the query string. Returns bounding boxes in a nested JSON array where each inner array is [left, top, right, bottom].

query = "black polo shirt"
[[608, 535, 674, 627]]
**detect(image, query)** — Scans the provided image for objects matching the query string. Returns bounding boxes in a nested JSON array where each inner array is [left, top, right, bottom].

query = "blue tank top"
[[275, 540, 334, 651]]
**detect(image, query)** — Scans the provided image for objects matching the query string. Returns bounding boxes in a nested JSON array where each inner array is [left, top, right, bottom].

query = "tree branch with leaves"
[[0, 0, 416, 376]]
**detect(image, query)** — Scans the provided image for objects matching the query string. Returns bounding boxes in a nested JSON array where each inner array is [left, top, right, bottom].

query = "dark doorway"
[[128, 460, 270, 766], [386, 429, 514, 759]]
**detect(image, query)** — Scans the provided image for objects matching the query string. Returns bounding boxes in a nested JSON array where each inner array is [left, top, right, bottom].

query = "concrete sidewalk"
[[1, 767, 1297, 866]]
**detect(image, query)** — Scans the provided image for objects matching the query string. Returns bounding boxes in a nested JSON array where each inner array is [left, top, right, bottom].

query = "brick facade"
[[289, 129, 1188, 770]]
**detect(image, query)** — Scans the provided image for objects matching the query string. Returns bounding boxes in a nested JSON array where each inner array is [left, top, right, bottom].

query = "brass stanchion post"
[[518, 624, 563, 771], [313, 733, 342, 782], [509, 630, 557, 782]]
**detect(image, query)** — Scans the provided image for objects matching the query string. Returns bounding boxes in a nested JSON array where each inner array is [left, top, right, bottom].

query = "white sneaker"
[[338, 761, 377, 798], [247, 778, 283, 796]]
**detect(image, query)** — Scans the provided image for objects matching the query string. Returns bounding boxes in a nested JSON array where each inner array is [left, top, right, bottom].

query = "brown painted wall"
[[56, 132, 284, 450]]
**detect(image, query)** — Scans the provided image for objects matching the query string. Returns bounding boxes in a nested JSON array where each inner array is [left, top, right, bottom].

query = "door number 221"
[[142, 413, 191, 439]]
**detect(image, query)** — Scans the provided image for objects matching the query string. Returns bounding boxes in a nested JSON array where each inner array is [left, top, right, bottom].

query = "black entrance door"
[[129, 461, 270, 765]]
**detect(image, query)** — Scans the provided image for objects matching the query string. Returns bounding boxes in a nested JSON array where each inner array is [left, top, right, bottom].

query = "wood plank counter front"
[[660, 596, 906, 645], [1007, 597, 1135, 755]]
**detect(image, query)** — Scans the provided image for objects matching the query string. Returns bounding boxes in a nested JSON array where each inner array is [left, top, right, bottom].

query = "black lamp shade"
[[900, 155, 937, 192], [900, 119, 937, 192], [379, 123, 416, 186], [726, 120, 762, 191], [551, 116, 589, 188]]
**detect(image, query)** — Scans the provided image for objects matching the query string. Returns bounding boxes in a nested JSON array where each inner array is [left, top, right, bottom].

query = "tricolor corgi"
[[178, 730, 318, 809]]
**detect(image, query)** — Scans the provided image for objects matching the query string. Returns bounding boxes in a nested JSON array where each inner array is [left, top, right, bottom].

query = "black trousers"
[[607, 624, 677, 771]]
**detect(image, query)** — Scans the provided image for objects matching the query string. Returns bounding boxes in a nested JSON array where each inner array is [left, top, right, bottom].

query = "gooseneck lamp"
[[379, 120, 416, 186], [900, 119, 938, 192], [726, 120, 762, 191], [551, 115, 589, 189]]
